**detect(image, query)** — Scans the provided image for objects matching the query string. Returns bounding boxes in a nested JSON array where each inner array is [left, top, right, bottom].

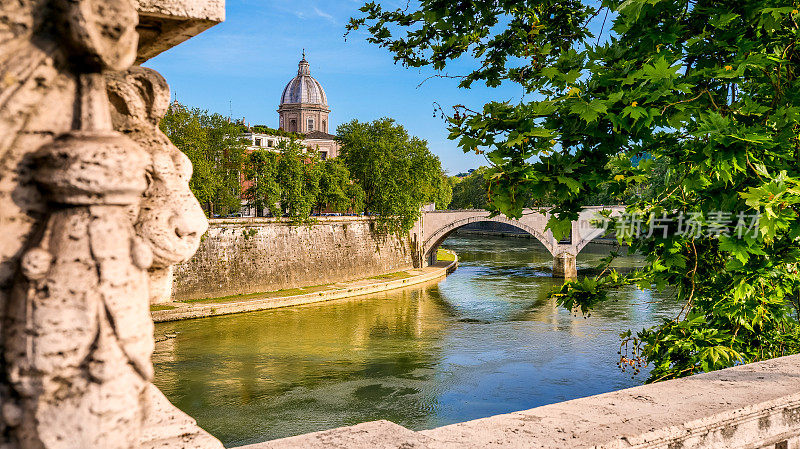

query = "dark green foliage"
[[244, 149, 281, 217], [277, 141, 319, 221], [337, 118, 452, 232], [351, 0, 800, 381], [318, 158, 366, 213], [244, 140, 366, 222], [160, 102, 246, 216], [449, 168, 491, 210], [246, 124, 305, 139]]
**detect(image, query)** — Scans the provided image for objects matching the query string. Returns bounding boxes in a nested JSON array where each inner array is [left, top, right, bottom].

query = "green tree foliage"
[[337, 118, 452, 232], [449, 168, 491, 210], [350, 0, 800, 381], [434, 171, 455, 209], [160, 102, 246, 216], [245, 124, 304, 139], [318, 159, 366, 213], [276, 140, 322, 222], [244, 140, 364, 220], [244, 150, 281, 217]]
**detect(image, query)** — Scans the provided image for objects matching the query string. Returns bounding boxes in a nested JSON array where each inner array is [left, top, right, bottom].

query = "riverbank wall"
[[153, 254, 456, 322], [172, 217, 417, 302]]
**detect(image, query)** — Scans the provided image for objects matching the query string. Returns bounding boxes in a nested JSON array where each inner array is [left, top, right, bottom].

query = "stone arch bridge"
[[418, 206, 625, 277]]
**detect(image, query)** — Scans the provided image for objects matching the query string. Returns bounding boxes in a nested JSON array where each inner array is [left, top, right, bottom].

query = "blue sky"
[[143, 0, 526, 174]]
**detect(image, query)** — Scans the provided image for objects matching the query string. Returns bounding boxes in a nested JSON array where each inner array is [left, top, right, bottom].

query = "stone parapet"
[[241, 355, 800, 449]]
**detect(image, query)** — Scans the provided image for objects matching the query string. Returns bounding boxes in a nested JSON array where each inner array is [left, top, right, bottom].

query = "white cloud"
[[312, 6, 336, 23]]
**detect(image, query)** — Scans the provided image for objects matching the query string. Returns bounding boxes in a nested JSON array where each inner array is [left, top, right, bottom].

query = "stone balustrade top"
[[135, 0, 225, 63]]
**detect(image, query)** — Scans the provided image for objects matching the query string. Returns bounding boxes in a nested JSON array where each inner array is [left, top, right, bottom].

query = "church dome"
[[280, 57, 327, 106]]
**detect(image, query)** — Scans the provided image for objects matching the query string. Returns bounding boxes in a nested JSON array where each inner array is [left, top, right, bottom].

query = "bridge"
[[418, 206, 625, 277]]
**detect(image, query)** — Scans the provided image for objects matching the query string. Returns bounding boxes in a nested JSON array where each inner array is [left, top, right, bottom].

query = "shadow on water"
[[153, 233, 680, 446]]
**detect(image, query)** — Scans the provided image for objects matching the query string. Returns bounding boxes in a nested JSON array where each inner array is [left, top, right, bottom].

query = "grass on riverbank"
[[367, 271, 414, 281], [181, 284, 332, 305], [170, 256, 457, 308], [150, 304, 176, 311], [437, 248, 456, 262]]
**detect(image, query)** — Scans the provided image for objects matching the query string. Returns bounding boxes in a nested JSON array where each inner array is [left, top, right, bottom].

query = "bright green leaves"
[[709, 12, 740, 29], [621, 102, 649, 121], [449, 168, 492, 210], [271, 142, 323, 223], [547, 215, 574, 241], [718, 235, 761, 266], [641, 57, 681, 84], [570, 99, 608, 123], [161, 102, 247, 217], [354, 0, 800, 383], [338, 118, 451, 233], [556, 175, 583, 193], [630, 313, 745, 381], [551, 275, 609, 315], [617, 0, 667, 19], [741, 171, 800, 242], [696, 345, 742, 374]]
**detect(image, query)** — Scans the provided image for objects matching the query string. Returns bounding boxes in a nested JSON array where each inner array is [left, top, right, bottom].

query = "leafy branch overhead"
[[350, 0, 800, 381]]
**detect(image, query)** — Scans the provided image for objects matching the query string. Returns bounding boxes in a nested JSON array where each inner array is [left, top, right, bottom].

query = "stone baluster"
[[4, 71, 154, 448]]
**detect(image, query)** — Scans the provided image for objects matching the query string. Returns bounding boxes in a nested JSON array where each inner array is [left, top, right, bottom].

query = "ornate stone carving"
[[106, 66, 219, 448], [0, 1, 221, 448], [105, 66, 209, 304]]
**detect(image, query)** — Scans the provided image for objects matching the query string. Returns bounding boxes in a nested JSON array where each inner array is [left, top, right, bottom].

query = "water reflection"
[[153, 234, 679, 446]]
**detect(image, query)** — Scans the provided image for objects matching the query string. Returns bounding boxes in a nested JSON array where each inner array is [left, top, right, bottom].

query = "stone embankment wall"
[[173, 217, 415, 301]]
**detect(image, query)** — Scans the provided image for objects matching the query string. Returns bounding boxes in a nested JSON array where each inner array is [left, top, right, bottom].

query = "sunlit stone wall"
[[172, 217, 415, 301]]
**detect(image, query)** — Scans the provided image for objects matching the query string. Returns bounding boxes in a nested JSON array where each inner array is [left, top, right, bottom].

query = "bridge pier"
[[427, 248, 438, 266], [552, 253, 577, 278]]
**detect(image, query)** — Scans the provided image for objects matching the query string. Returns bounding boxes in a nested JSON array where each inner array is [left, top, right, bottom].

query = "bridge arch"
[[422, 215, 556, 266], [419, 206, 625, 276]]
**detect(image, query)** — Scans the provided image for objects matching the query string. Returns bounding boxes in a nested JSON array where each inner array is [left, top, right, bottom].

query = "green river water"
[[153, 233, 680, 447]]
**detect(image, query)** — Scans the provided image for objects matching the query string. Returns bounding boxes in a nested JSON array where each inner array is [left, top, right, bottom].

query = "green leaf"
[[547, 216, 573, 241], [556, 176, 582, 193], [571, 100, 608, 123]]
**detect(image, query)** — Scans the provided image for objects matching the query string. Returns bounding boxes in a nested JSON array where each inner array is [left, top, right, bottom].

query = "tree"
[[350, 1, 800, 381], [449, 168, 491, 210], [432, 169, 455, 210], [337, 118, 452, 232], [160, 102, 246, 216], [244, 149, 281, 217], [318, 159, 366, 213], [276, 140, 321, 222]]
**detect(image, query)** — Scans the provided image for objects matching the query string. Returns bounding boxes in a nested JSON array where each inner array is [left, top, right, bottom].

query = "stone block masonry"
[[172, 217, 415, 301]]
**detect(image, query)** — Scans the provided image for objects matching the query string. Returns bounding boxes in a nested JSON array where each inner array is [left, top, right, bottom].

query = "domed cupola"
[[278, 52, 331, 134], [280, 57, 328, 106]]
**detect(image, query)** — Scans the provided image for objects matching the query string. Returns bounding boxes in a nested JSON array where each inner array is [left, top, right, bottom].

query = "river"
[[153, 233, 680, 447]]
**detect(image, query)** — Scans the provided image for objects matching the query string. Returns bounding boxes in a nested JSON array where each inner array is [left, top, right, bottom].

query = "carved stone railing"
[[0, 1, 224, 447]]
